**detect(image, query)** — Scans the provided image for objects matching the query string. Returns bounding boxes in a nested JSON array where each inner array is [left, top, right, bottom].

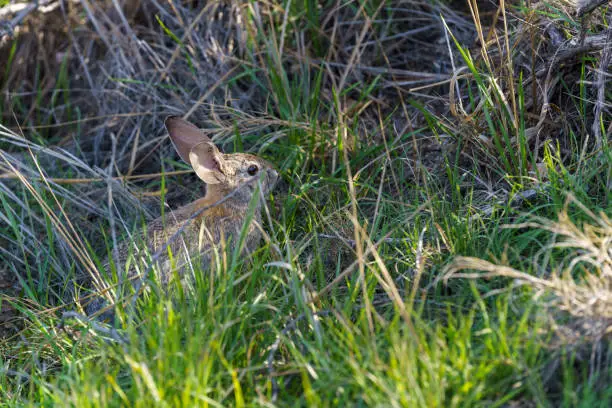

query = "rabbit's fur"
[[85, 116, 278, 318]]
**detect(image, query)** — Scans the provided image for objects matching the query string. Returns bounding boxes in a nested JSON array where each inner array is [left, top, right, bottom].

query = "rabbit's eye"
[[247, 165, 259, 176]]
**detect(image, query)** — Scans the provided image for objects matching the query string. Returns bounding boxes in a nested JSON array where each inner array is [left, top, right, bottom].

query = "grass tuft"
[[0, 0, 610, 405]]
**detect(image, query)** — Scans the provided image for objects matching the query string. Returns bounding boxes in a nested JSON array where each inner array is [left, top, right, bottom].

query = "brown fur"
[[85, 117, 278, 318]]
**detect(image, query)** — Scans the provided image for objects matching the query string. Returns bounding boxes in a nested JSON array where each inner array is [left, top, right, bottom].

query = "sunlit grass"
[[1, 0, 611, 406]]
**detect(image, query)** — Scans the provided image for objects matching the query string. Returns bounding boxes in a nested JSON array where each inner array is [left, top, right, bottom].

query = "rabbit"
[[84, 116, 279, 319]]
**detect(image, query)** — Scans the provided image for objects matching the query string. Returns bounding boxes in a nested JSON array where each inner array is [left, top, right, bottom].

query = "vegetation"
[[0, 0, 610, 406]]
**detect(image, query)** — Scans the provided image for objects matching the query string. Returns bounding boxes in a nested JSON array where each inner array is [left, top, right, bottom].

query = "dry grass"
[[0, 0, 610, 405], [445, 194, 612, 342]]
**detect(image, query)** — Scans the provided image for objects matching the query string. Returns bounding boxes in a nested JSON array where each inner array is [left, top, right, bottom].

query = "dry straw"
[[444, 194, 612, 342]]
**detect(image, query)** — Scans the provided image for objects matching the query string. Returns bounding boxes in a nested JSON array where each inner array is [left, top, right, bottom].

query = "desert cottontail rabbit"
[[85, 116, 278, 318]]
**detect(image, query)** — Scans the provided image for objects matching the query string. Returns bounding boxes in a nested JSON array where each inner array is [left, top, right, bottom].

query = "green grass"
[[1, 0, 611, 406]]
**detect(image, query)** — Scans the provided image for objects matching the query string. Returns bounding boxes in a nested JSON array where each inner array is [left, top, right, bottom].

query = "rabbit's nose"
[[269, 169, 279, 183]]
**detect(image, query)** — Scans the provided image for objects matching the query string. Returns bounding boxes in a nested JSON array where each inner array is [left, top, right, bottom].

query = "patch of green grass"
[[1, 0, 611, 406], [3, 108, 610, 406]]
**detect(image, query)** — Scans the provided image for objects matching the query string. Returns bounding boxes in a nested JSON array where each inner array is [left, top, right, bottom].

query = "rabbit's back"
[[85, 200, 262, 316], [149, 198, 262, 278], [120, 197, 263, 283]]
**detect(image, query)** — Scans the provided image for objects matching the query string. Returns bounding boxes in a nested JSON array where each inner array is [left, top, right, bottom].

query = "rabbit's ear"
[[165, 116, 212, 163], [189, 142, 226, 184]]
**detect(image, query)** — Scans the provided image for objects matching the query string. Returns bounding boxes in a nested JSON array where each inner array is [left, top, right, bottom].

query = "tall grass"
[[1, 0, 611, 406]]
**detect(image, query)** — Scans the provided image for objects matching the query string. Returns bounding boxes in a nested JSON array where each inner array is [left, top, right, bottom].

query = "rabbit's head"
[[165, 116, 278, 207]]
